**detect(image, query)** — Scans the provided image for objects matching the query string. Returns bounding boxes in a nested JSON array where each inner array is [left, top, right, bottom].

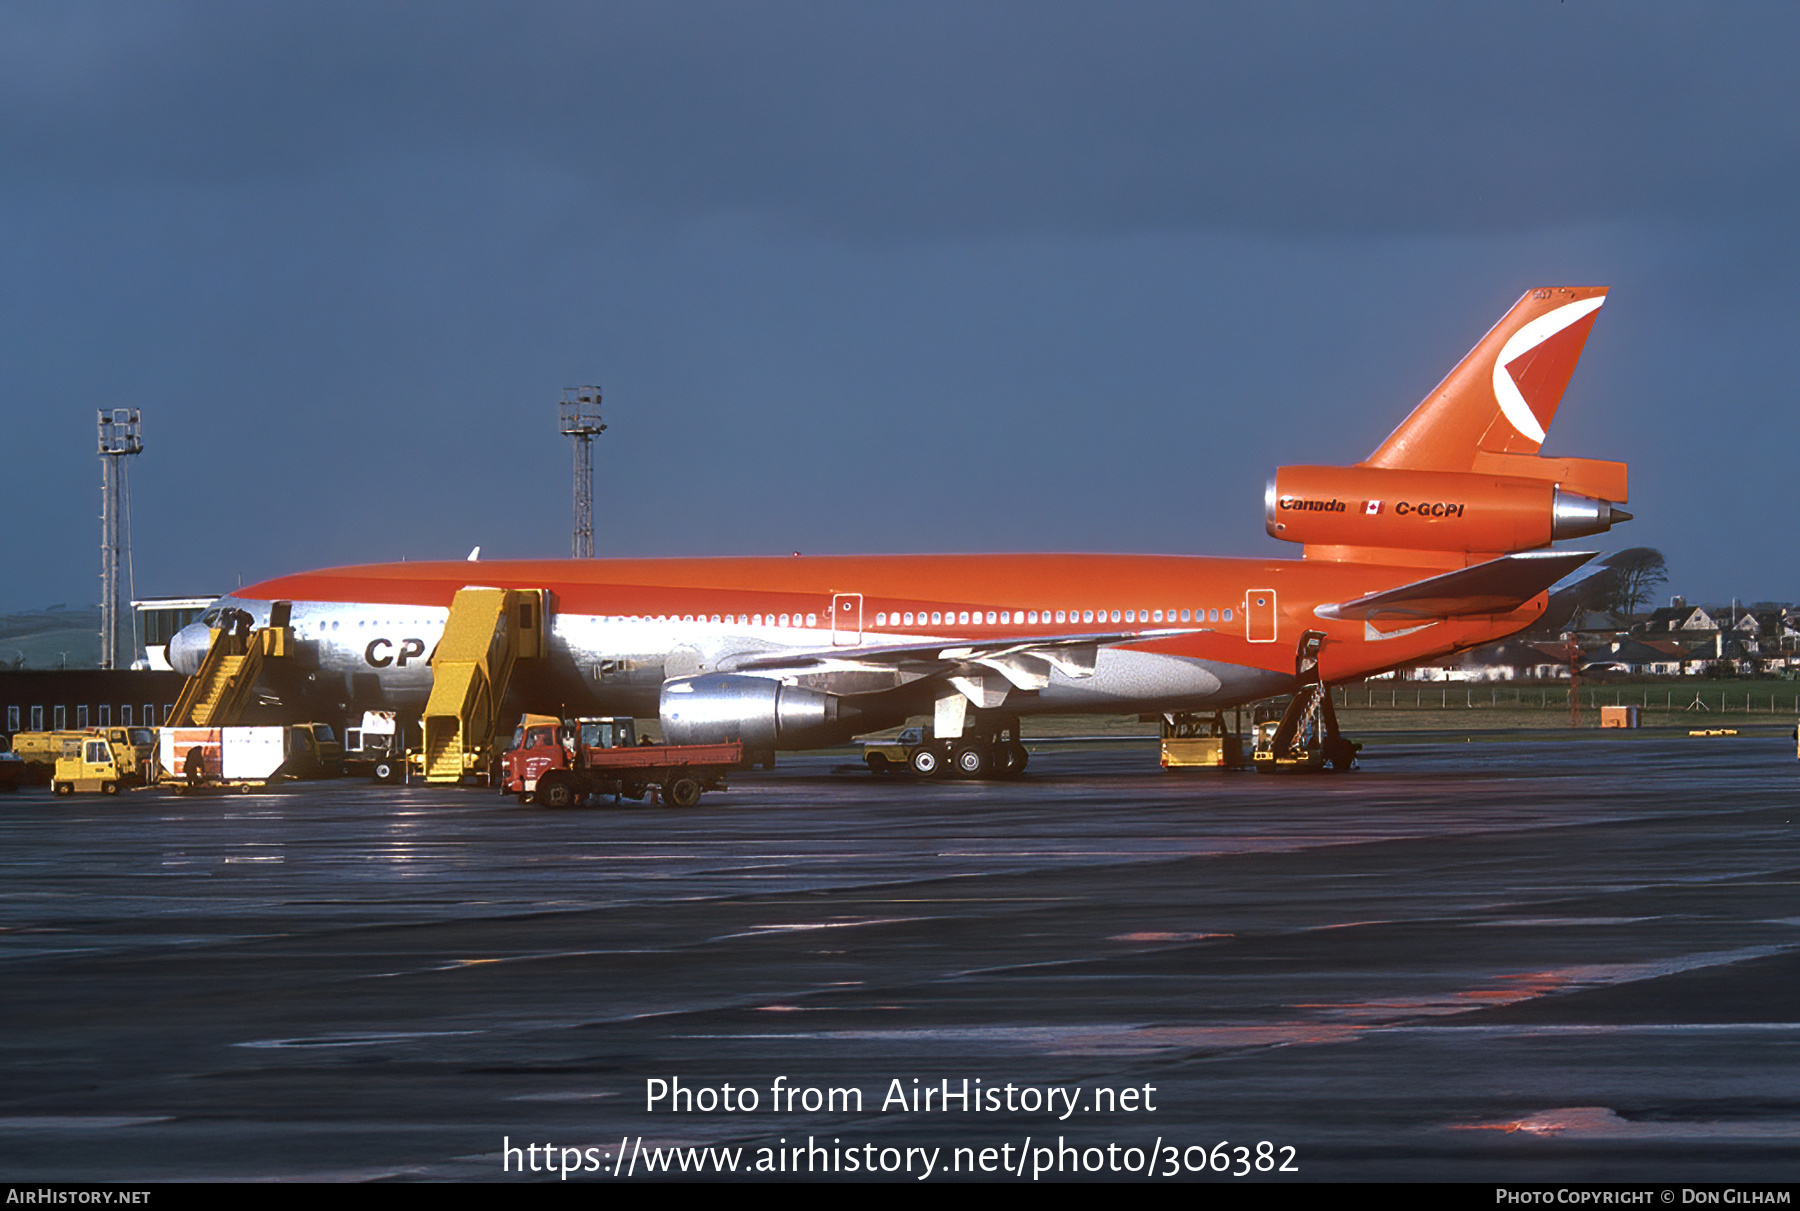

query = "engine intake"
[[660, 674, 852, 750]]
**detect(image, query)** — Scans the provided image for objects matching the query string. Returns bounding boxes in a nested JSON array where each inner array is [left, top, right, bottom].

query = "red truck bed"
[[579, 743, 742, 771]]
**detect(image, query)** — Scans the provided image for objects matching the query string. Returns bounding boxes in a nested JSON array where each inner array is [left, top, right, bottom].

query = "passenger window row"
[[871, 607, 1231, 627], [579, 608, 1234, 629]]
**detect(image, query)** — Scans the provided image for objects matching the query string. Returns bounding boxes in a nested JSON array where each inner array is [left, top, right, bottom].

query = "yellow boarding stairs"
[[168, 618, 293, 727], [421, 587, 550, 784]]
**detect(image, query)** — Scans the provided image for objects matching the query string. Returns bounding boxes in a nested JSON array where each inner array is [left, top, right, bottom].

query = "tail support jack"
[[1252, 630, 1361, 774]]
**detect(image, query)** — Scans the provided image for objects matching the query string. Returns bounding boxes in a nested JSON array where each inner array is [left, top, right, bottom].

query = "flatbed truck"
[[501, 714, 740, 807]]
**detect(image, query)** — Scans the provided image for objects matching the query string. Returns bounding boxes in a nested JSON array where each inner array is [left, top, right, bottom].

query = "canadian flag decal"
[[1364, 500, 1383, 515]]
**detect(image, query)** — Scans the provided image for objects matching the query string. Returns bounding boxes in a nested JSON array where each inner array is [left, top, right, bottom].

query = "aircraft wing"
[[717, 627, 1205, 690], [1314, 550, 1596, 622]]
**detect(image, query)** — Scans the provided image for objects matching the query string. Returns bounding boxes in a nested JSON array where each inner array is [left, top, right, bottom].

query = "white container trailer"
[[157, 726, 295, 788]]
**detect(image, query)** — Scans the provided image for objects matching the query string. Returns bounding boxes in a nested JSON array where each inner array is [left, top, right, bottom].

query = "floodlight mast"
[[559, 387, 606, 559], [98, 408, 143, 670]]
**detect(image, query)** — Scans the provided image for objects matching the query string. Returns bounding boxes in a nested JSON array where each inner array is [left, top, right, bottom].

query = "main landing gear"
[[901, 721, 1029, 781]]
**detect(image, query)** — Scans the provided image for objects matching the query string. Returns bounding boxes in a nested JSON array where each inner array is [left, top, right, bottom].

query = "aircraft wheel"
[[909, 747, 943, 777], [664, 776, 702, 808], [865, 753, 891, 776], [537, 777, 575, 808], [952, 743, 990, 778]]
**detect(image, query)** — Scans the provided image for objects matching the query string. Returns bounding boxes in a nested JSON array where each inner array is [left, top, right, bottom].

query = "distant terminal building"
[[2, 669, 189, 737], [132, 595, 217, 671]]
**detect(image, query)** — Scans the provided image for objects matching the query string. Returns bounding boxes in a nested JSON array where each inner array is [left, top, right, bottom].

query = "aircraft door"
[[831, 593, 863, 646], [1246, 589, 1278, 643]]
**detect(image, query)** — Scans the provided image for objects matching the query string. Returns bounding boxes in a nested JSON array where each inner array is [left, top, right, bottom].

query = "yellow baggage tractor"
[[51, 735, 127, 795]]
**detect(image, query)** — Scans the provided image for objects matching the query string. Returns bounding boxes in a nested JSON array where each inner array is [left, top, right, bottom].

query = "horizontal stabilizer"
[[1315, 551, 1595, 622]]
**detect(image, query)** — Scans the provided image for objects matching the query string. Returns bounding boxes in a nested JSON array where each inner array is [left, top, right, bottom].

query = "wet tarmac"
[[1, 735, 1796, 1182]]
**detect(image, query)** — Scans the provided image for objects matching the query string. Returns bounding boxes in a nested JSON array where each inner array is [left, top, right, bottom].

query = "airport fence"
[[1336, 683, 1800, 715]]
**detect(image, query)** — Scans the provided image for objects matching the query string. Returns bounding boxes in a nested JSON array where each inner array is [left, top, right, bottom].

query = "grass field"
[[0, 626, 101, 670]]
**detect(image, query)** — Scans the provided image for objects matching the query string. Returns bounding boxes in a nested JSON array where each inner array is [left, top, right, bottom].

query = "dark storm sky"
[[3, 1, 1795, 610]]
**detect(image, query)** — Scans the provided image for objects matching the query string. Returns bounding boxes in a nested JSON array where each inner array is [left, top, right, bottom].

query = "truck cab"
[[504, 713, 567, 796], [573, 716, 637, 749]]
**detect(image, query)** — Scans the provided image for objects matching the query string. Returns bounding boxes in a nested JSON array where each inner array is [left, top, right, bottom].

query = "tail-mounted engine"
[[1265, 465, 1630, 554]]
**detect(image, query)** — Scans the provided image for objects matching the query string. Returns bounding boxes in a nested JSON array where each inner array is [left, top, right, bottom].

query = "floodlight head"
[[559, 386, 606, 437]]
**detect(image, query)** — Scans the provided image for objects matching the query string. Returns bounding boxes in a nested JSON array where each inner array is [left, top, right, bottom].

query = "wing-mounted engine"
[[660, 674, 863, 750], [1265, 465, 1630, 553]]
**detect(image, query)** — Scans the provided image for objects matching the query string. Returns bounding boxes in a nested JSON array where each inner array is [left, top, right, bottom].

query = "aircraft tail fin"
[[1269, 286, 1629, 565], [1363, 286, 1621, 498]]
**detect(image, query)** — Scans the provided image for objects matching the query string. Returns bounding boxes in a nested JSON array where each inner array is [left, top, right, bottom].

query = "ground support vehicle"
[[859, 723, 1029, 779], [0, 735, 21, 791], [4, 731, 88, 785], [343, 711, 410, 781], [1159, 711, 1246, 769], [155, 725, 339, 792], [303, 723, 344, 776], [11, 728, 157, 786], [51, 735, 128, 795], [859, 726, 934, 775], [501, 714, 740, 807]]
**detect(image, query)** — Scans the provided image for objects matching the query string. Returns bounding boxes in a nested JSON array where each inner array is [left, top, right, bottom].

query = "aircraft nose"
[[168, 622, 213, 676]]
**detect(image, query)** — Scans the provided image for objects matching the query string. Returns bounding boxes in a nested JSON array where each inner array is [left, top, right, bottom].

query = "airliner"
[[170, 286, 1629, 773]]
